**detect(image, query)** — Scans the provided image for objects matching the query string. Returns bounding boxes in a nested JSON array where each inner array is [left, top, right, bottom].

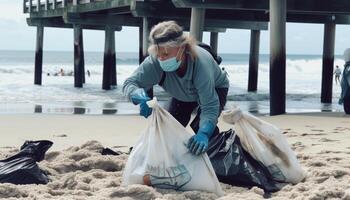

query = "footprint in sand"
[[326, 157, 342, 161], [319, 150, 342, 154], [319, 138, 338, 142], [53, 134, 68, 137], [0, 146, 15, 149], [286, 134, 298, 138], [302, 133, 326, 136], [112, 145, 128, 148], [334, 127, 350, 132], [335, 127, 345, 129], [305, 125, 315, 128], [283, 128, 292, 133], [308, 161, 326, 167], [314, 176, 329, 183], [283, 129, 299, 135], [291, 142, 306, 151], [311, 129, 325, 132]]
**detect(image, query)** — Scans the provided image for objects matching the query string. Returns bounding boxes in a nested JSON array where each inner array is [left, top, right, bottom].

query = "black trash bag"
[[0, 140, 53, 185], [208, 129, 280, 192], [101, 147, 123, 156]]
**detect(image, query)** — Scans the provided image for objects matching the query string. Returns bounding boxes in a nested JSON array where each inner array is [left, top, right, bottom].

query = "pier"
[[23, 0, 350, 115]]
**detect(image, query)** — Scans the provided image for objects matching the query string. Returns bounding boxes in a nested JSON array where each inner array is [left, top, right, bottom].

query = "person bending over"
[[123, 21, 229, 156]]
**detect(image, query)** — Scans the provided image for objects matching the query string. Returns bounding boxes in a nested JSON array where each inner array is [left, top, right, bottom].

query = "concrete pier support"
[[73, 25, 84, 88], [141, 18, 153, 97], [34, 26, 44, 85], [142, 18, 149, 60], [110, 34, 117, 86], [269, 0, 286, 115], [321, 23, 336, 103], [103, 26, 116, 90], [210, 32, 218, 54], [190, 8, 205, 42], [248, 30, 260, 92], [139, 26, 144, 64]]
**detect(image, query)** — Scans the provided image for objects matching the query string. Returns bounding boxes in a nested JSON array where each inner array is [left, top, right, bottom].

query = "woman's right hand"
[[130, 88, 152, 118]]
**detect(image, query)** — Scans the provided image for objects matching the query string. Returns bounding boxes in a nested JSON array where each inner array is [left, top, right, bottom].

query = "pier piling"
[[210, 32, 218, 54], [34, 26, 44, 85], [248, 30, 260, 92], [73, 25, 84, 88], [103, 26, 116, 90], [190, 8, 205, 42], [321, 23, 336, 103], [269, 0, 286, 115]]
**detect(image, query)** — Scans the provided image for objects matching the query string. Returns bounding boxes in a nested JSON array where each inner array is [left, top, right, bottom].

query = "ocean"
[[0, 50, 345, 115]]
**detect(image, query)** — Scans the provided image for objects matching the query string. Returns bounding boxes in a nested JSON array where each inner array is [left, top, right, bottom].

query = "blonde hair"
[[148, 21, 197, 59]]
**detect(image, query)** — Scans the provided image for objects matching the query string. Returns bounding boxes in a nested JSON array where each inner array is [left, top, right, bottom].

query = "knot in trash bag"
[[222, 106, 243, 124]]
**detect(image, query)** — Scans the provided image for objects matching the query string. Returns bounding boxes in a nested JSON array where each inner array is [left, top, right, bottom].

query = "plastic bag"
[[0, 140, 53, 184], [122, 98, 224, 196], [221, 106, 305, 184], [208, 129, 280, 192]]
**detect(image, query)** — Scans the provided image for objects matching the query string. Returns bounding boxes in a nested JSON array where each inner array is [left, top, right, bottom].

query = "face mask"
[[158, 47, 184, 72]]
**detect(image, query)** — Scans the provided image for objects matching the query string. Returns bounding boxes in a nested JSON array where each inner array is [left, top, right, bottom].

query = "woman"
[[123, 21, 229, 155]]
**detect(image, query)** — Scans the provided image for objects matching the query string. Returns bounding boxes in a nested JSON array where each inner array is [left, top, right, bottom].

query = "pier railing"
[[23, 0, 133, 18], [23, 0, 107, 13]]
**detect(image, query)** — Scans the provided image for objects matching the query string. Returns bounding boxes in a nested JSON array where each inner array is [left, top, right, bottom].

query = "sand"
[[0, 112, 349, 200]]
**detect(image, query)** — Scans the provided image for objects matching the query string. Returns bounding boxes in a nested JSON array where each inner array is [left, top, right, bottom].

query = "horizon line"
[[0, 49, 341, 56]]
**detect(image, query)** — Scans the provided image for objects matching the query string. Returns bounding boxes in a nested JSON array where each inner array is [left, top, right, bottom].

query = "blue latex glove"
[[130, 88, 152, 118], [187, 121, 215, 155]]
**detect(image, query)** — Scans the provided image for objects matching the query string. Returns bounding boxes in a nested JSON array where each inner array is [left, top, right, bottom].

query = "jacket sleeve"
[[193, 58, 220, 128], [122, 56, 162, 101]]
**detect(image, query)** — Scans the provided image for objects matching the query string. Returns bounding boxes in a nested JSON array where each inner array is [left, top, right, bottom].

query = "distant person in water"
[[87, 70, 91, 77], [59, 68, 65, 76], [334, 65, 341, 85]]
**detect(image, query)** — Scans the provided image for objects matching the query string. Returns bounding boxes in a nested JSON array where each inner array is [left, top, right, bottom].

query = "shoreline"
[[0, 100, 345, 116]]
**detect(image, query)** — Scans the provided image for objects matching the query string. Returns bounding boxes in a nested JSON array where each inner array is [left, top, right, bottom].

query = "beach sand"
[[0, 112, 349, 200]]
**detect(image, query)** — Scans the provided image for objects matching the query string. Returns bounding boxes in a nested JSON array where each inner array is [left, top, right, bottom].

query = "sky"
[[1, 0, 350, 55]]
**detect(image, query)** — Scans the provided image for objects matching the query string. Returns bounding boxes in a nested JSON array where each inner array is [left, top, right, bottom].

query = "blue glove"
[[130, 88, 152, 118], [187, 121, 215, 155]]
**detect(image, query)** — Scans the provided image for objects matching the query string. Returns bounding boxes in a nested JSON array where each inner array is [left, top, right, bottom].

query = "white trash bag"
[[221, 106, 305, 184], [122, 98, 224, 196]]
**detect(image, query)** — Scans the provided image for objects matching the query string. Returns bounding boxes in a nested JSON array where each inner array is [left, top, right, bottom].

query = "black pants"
[[168, 88, 228, 137]]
